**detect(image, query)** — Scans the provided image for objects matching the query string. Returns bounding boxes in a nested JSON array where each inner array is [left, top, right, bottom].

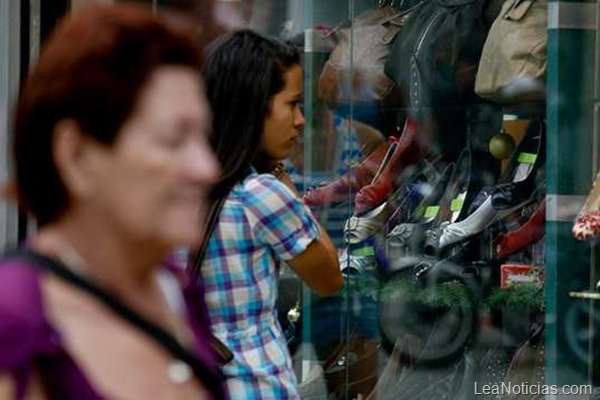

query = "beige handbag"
[[475, 0, 547, 103], [317, 5, 413, 104]]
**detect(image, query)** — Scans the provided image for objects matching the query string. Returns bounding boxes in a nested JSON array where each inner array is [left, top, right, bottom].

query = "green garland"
[[338, 276, 544, 311], [341, 276, 477, 308], [482, 284, 544, 311], [378, 278, 477, 309]]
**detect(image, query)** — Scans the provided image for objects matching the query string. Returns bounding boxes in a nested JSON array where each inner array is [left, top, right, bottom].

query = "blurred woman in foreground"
[[0, 4, 223, 399]]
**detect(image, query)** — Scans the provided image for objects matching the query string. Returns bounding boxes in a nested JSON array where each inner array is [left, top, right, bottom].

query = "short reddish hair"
[[14, 4, 203, 225]]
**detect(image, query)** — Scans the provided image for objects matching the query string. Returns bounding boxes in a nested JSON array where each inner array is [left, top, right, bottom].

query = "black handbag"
[[386, 0, 489, 110]]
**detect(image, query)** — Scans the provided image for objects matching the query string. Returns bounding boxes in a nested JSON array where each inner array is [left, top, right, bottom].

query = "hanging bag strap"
[[5, 249, 225, 400], [190, 196, 227, 278], [187, 194, 234, 366]]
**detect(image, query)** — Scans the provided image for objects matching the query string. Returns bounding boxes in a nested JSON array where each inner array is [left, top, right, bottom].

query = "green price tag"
[[451, 198, 464, 212], [518, 152, 537, 164], [424, 206, 440, 219], [351, 246, 375, 257]]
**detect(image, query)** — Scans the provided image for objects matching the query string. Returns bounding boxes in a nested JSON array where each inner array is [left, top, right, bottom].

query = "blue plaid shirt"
[[200, 171, 320, 399]]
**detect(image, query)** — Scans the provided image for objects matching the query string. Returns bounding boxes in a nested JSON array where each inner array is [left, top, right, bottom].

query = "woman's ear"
[[52, 119, 102, 200]]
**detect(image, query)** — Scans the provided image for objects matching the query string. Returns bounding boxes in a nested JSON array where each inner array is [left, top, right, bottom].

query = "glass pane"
[[58, 1, 599, 398]]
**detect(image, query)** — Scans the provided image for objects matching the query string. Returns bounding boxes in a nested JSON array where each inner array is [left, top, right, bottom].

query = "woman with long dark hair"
[[193, 30, 343, 398]]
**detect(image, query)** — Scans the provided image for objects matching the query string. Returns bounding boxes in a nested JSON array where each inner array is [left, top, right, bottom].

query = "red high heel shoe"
[[354, 116, 425, 215], [496, 198, 546, 258], [302, 142, 389, 207], [573, 170, 600, 241]]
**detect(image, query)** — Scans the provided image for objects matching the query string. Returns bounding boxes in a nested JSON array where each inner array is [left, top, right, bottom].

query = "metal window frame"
[[0, 0, 21, 250]]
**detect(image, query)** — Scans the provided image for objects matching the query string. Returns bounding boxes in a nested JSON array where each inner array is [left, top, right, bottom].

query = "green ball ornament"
[[489, 131, 516, 160]]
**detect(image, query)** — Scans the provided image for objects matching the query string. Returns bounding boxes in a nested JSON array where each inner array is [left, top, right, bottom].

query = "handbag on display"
[[384, 0, 489, 157], [474, 0, 547, 103], [317, 4, 416, 105], [385, 0, 489, 110]]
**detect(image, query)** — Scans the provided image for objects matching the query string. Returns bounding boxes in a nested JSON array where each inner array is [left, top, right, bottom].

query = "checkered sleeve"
[[243, 174, 321, 261]]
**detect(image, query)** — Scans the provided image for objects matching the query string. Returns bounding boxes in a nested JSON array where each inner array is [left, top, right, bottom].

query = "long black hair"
[[203, 29, 300, 201]]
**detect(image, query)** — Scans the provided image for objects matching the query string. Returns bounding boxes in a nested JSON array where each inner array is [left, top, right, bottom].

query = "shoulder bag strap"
[[187, 196, 235, 366], [190, 196, 227, 278]]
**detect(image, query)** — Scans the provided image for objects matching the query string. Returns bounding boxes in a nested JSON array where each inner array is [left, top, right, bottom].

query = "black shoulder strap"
[[6, 249, 224, 400], [190, 196, 227, 277]]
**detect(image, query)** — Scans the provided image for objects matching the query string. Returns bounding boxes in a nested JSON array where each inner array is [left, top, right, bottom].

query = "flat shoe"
[[345, 202, 392, 244]]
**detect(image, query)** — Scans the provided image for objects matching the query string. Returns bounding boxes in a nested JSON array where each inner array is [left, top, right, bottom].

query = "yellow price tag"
[[424, 206, 439, 219], [518, 152, 537, 164], [451, 198, 464, 212], [351, 246, 375, 257]]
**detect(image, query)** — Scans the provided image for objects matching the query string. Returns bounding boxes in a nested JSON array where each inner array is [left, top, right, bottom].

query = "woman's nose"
[[187, 140, 220, 185], [294, 105, 306, 128]]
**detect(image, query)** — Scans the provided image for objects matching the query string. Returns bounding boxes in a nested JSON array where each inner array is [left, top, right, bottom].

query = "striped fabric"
[[286, 116, 363, 247], [200, 171, 320, 399]]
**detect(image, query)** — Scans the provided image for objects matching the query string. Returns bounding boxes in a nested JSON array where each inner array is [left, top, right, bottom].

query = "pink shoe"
[[573, 170, 600, 241], [573, 210, 600, 241]]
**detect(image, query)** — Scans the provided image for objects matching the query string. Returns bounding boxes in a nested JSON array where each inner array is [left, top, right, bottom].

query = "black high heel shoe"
[[438, 120, 545, 249], [423, 148, 498, 256], [423, 149, 473, 256], [387, 163, 455, 258], [491, 119, 546, 210], [385, 160, 440, 230]]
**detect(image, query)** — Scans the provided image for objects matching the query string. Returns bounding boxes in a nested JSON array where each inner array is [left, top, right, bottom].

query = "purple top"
[[0, 258, 222, 399]]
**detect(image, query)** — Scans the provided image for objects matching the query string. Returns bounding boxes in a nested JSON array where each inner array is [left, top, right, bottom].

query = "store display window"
[[8, 0, 600, 397]]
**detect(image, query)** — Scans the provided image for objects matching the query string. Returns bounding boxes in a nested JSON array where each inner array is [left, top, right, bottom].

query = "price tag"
[[424, 206, 439, 219], [518, 152, 537, 164], [450, 198, 464, 212], [351, 246, 375, 257]]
